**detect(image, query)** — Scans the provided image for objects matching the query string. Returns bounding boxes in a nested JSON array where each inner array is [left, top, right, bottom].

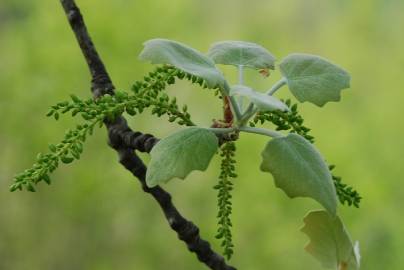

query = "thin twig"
[[59, 1, 236, 269]]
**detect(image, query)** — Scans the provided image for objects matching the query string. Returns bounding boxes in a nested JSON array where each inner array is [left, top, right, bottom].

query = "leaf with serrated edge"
[[280, 53, 350, 107], [208, 41, 276, 69], [139, 39, 226, 89], [301, 210, 360, 270], [260, 133, 337, 215], [146, 127, 219, 187], [230, 85, 288, 112]]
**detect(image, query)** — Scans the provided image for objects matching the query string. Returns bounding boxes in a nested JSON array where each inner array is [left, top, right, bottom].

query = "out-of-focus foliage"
[[0, 0, 403, 269]]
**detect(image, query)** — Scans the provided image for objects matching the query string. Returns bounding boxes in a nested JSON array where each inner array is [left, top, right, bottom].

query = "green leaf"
[[279, 54, 350, 107], [208, 41, 276, 69], [301, 210, 360, 270], [139, 39, 226, 89], [146, 127, 219, 187], [230, 85, 288, 112], [260, 133, 337, 215]]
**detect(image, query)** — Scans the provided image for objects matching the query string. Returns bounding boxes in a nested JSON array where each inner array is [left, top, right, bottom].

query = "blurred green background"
[[1, 0, 403, 269]]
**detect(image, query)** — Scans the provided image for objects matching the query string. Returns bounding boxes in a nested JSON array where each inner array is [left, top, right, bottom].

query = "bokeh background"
[[1, 0, 403, 269]]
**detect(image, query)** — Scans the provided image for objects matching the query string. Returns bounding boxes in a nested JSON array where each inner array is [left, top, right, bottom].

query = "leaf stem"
[[238, 103, 255, 126], [238, 78, 287, 126], [239, 126, 282, 138], [238, 65, 244, 85], [205, 127, 237, 135], [223, 81, 242, 121], [266, 77, 287, 95], [237, 65, 245, 111], [206, 125, 283, 139]]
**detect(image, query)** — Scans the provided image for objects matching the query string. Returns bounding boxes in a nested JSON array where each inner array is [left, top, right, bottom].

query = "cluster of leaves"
[[214, 141, 237, 259], [250, 100, 361, 208], [12, 38, 362, 269]]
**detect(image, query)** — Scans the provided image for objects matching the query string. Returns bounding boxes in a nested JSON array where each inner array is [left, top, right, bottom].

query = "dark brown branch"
[[60, 0, 113, 98], [59, 1, 236, 269], [107, 117, 159, 153]]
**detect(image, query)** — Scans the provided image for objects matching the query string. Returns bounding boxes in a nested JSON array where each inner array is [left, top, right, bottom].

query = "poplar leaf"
[[280, 54, 350, 107], [208, 41, 276, 69], [301, 210, 360, 270], [139, 39, 226, 89], [146, 127, 219, 187], [260, 133, 337, 215], [230, 85, 288, 112]]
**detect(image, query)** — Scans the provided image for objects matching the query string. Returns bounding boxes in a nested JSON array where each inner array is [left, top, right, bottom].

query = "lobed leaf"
[[301, 210, 360, 270], [208, 41, 276, 69], [279, 54, 350, 107], [139, 39, 226, 89], [260, 133, 337, 215], [230, 85, 288, 112], [146, 127, 219, 187]]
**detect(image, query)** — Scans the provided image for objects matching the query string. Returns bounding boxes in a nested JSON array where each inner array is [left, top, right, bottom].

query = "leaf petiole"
[[223, 81, 243, 121], [238, 126, 282, 138], [266, 77, 287, 96], [206, 126, 282, 139], [237, 65, 245, 111], [205, 127, 237, 135], [238, 65, 244, 85]]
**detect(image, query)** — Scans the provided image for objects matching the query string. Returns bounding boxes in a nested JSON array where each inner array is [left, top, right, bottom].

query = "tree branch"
[[107, 117, 159, 153], [59, 1, 236, 269]]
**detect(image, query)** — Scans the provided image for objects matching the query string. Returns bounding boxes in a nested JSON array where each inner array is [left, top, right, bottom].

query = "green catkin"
[[10, 118, 102, 192], [214, 141, 237, 260], [250, 99, 314, 142], [49, 66, 196, 127], [330, 165, 362, 207], [11, 66, 215, 191]]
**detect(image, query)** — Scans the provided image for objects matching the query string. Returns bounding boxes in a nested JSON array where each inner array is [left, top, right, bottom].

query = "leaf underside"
[[139, 38, 226, 89], [280, 53, 350, 107], [230, 85, 288, 112], [146, 127, 219, 187], [260, 133, 337, 215], [208, 40, 276, 69], [301, 210, 360, 270]]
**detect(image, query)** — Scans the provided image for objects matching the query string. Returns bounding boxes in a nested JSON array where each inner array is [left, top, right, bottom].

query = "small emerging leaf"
[[139, 39, 226, 89], [208, 41, 276, 70], [260, 133, 337, 215], [280, 54, 350, 107], [301, 210, 360, 270], [230, 85, 288, 112], [146, 127, 219, 187]]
